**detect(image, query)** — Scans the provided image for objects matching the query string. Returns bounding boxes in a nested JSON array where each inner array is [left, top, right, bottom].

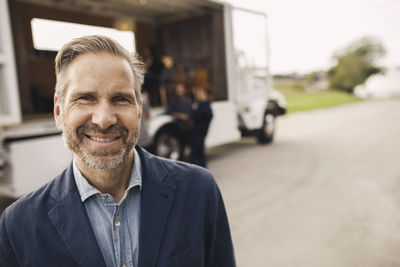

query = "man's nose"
[[92, 102, 117, 129]]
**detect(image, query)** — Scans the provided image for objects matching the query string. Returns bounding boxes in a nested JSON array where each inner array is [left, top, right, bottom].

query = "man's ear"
[[54, 95, 64, 131]]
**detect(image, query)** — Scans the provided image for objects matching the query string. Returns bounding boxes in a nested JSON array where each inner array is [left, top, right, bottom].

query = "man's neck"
[[75, 152, 134, 203]]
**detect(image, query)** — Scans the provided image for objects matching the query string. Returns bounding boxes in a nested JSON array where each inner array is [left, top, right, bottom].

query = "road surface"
[[208, 99, 400, 267]]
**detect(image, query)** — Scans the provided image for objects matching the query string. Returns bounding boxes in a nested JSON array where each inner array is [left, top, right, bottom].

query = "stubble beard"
[[62, 122, 139, 171]]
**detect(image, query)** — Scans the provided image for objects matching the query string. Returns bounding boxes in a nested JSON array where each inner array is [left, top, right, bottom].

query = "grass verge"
[[274, 80, 362, 113]]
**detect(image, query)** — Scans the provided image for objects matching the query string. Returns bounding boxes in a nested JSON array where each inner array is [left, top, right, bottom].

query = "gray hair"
[[54, 35, 144, 104]]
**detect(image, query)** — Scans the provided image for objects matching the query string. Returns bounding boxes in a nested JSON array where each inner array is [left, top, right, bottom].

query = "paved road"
[[208, 100, 400, 267]]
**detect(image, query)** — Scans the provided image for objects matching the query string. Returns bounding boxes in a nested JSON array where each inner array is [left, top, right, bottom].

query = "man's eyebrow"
[[114, 91, 135, 97], [113, 92, 137, 100], [68, 91, 135, 97], [68, 91, 95, 98]]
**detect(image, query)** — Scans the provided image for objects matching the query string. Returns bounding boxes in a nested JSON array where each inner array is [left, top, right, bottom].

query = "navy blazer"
[[0, 147, 235, 267]]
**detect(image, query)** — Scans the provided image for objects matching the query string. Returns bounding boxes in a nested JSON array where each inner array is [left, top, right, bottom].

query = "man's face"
[[54, 53, 142, 170]]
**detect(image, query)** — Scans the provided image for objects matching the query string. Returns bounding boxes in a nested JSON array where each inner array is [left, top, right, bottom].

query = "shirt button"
[[114, 219, 121, 227]]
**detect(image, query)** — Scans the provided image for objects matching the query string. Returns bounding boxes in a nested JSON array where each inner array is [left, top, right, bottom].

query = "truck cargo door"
[[0, 0, 22, 126], [230, 7, 272, 129], [231, 7, 271, 101]]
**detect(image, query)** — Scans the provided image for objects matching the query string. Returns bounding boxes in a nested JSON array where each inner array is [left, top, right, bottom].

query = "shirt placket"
[[101, 195, 121, 267], [113, 203, 122, 267], [121, 202, 134, 267], [112, 200, 134, 267], [98, 189, 137, 267]]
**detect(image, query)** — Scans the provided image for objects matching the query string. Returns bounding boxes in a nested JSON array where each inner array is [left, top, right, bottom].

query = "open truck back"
[[0, 0, 286, 204]]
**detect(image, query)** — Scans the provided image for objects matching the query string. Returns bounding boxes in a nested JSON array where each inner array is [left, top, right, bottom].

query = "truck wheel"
[[154, 129, 183, 160], [257, 113, 275, 144]]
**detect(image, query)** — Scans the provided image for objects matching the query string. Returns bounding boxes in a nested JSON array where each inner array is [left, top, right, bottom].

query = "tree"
[[328, 37, 386, 93]]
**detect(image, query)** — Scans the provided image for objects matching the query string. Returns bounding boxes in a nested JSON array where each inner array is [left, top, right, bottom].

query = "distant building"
[[307, 71, 329, 92]]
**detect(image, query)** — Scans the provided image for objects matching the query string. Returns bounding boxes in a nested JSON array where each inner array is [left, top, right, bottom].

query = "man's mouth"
[[85, 135, 121, 142]]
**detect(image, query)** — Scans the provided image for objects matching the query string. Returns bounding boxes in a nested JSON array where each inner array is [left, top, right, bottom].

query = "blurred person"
[[166, 83, 193, 145], [167, 83, 193, 125], [142, 45, 165, 106], [0, 36, 235, 267], [190, 87, 213, 167]]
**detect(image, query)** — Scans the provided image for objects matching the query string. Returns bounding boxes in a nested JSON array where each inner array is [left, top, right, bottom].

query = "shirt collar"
[[73, 148, 142, 202]]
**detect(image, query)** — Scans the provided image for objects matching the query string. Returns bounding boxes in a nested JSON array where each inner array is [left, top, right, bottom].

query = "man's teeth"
[[90, 136, 118, 142]]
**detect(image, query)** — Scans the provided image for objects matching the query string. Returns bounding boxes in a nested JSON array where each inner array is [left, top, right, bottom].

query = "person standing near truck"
[[190, 87, 213, 168], [0, 35, 235, 267], [166, 83, 193, 128], [166, 83, 194, 149], [142, 45, 165, 107]]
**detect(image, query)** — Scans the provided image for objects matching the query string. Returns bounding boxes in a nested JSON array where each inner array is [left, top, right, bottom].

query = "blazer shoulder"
[[139, 147, 215, 186], [154, 152, 215, 180], [160, 158, 218, 197], [2, 166, 71, 223]]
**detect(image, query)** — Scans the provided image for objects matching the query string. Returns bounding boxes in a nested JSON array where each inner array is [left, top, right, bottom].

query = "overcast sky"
[[227, 0, 400, 74]]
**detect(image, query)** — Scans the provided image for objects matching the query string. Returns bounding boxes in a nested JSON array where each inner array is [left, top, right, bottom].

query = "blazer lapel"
[[137, 148, 176, 267], [47, 165, 106, 267]]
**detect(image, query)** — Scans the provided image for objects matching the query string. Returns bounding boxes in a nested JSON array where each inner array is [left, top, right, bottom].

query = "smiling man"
[[0, 35, 235, 267]]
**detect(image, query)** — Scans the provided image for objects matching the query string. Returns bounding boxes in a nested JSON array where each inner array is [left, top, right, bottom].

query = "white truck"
[[0, 0, 286, 208]]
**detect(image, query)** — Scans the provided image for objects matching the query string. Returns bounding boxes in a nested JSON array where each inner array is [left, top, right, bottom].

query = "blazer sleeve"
[[205, 182, 236, 267], [0, 210, 19, 267]]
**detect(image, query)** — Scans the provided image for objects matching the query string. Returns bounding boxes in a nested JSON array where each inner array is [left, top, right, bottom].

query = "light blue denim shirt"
[[73, 149, 142, 267]]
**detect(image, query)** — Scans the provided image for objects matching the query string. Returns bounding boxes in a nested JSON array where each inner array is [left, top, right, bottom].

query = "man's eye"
[[115, 97, 131, 103], [75, 95, 95, 104], [76, 96, 93, 102]]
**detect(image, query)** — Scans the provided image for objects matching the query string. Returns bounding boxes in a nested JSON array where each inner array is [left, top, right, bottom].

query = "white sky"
[[227, 0, 400, 74]]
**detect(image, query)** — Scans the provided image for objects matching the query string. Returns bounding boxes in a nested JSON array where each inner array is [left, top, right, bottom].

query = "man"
[[0, 35, 235, 267]]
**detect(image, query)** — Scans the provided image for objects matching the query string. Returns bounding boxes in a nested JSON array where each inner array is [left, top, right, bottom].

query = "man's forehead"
[[65, 53, 133, 79], [63, 53, 136, 96], [67, 87, 136, 96]]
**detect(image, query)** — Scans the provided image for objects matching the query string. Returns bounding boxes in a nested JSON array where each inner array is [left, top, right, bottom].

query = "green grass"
[[274, 80, 362, 113]]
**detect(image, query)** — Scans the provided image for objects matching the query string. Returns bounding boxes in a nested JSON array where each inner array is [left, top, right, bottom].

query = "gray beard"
[[62, 125, 139, 171], [79, 143, 129, 170]]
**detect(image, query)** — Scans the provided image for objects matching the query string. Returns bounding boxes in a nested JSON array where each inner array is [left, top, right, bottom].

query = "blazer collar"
[[47, 163, 107, 267], [137, 147, 176, 267]]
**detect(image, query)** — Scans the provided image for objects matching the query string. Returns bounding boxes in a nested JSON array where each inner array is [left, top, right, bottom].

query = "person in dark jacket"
[[166, 83, 193, 149], [190, 87, 213, 167], [166, 83, 193, 129]]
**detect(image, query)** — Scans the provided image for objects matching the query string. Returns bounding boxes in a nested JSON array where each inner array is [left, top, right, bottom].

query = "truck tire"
[[257, 112, 275, 144], [153, 129, 184, 160]]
